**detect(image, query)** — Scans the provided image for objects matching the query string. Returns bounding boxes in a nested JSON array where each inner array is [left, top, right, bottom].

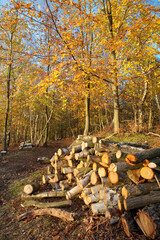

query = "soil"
[[0, 137, 159, 240]]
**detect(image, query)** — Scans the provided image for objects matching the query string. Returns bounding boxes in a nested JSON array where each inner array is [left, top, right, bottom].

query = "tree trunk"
[[83, 84, 90, 136]]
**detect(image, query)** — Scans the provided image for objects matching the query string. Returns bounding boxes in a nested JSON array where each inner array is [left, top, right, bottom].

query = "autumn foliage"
[[0, 0, 160, 149]]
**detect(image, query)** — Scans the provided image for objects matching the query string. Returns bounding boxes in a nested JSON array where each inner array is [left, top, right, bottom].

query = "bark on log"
[[17, 208, 74, 222], [124, 191, 160, 210], [21, 191, 66, 200], [42, 174, 55, 184], [103, 187, 122, 208], [23, 183, 40, 195], [122, 182, 160, 199], [83, 193, 100, 205], [119, 142, 149, 149], [105, 208, 121, 219], [61, 167, 74, 175], [127, 169, 145, 185], [71, 145, 82, 154], [91, 201, 107, 215], [135, 203, 160, 239], [108, 162, 144, 173], [121, 211, 137, 237], [75, 148, 90, 160], [22, 199, 72, 208], [57, 148, 71, 156], [66, 171, 92, 199], [125, 148, 160, 164], [116, 150, 128, 162], [91, 184, 103, 194]]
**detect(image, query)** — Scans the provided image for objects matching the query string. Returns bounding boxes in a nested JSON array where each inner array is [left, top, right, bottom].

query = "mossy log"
[[21, 191, 66, 200], [22, 199, 72, 208]]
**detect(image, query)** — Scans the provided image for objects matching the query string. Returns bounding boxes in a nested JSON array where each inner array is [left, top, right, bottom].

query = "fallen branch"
[[17, 208, 74, 222]]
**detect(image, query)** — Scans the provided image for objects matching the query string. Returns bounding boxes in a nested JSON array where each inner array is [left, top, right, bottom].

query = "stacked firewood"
[[21, 135, 160, 239], [19, 141, 33, 149]]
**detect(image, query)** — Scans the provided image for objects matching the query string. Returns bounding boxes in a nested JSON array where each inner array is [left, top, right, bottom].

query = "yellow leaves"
[[37, 12, 42, 18]]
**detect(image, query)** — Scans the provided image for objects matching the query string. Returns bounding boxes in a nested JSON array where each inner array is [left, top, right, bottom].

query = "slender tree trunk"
[[3, 62, 12, 151], [106, 0, 120, 133], [83, 83, 90, 136]]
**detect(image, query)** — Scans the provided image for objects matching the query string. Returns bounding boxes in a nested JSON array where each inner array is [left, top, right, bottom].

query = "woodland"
[[0, 0, 160, 151]]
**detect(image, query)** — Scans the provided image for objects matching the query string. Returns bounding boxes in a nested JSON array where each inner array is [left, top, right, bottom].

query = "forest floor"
[[0, 134, 160, 240]]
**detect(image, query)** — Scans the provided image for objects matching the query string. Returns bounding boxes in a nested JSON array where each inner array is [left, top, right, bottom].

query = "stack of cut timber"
[[19, 141, 33, 149], [20, 135, 160, 238]]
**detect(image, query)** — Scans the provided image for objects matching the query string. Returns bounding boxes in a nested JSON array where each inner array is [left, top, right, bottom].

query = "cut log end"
[[140, 167, 154, 180], [108, 172, 119, 184]]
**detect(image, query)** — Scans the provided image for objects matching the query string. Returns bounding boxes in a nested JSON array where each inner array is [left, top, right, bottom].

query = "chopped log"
[[125, 148, 160, 164], [75, 148, 90, 160], [66, 171, 92, 199], [118, 198, 124, 212], [42, 174, 54, 184], [66, 173, 73, 183], [87, 155, 101, 163], [120, 145, 145, 153], [61, 167, 74, 175], [22, 199, 72, 208], [21, 191, 66, 200], [91, 201, 107, 215], [81, 141, 94, 150], [121, 211, 137, 237], [122, 182, 160, 199], [59, 180, 71, 191], [83, 193, 100, 205], [105, 208, 121, 219], [103, 187, 122, 208], [81, 186, 92, 198], [47, 165, 54, 175], [98, 167, 107, 178], [23, 183, 40, 195], [140, 167, 154, 180], [127, 169, 145, 184], [101, 177, 113, 188], [57, 148, 71, 156], [71, 145, 82, 154], [99, 189, 107, 200], [17, 208, 74, 222], [90, 171, 101, 185], [108, 172, 119, 184], [101, 152, 110, 164], [91, 184, 103, 194], [123, 191, 160, 210], [119, 142, 149, 149], [108, 162, 144, 173], [135, 204, 160, 239], [116, 150, 128, 162], [92, 136, 100, 143]]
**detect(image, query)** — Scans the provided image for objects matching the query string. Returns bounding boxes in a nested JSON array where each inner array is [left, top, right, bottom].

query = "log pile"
[[20, 135, 160, 238], [19, 141, 33, 149]]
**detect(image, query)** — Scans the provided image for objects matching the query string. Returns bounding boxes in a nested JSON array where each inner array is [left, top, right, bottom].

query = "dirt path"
[[0, 138, 155, 240]]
